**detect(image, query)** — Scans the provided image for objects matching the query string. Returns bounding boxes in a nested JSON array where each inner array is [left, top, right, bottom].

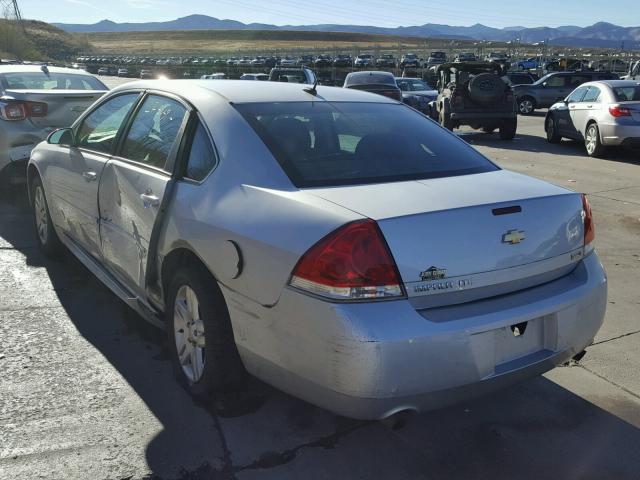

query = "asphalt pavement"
[[1, 90, 639, 479]]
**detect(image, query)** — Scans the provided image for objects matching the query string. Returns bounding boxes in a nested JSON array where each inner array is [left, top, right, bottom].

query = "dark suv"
[[513, 71, 618, 114], [433, 62, 517, 139]]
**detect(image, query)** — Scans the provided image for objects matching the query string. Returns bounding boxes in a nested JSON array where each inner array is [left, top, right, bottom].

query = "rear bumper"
[[0, 124, 50, 174], [598, 122, 640, 146], [227, 252, 607, 420], [451, 111, 517, 121]]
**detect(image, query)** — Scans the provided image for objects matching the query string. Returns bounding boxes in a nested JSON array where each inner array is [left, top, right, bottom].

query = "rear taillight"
[[0, 101, 47, 121], [609, 104, 632, 118], [289, 219, 405, 300], [582, 194, 595, 248]]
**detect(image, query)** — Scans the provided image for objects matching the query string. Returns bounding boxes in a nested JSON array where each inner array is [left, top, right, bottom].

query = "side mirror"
[[47, 128, 74, 146], [541, 82, 547, 88]]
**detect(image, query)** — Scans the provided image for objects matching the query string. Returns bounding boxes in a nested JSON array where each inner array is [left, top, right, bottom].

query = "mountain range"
[[53, 15, 640, 49]]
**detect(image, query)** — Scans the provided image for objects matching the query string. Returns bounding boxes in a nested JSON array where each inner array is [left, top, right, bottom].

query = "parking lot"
[[1, 77, 639, 480]]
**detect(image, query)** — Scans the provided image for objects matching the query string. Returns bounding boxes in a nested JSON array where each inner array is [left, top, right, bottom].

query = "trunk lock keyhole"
[[511, 322, 528, 337]]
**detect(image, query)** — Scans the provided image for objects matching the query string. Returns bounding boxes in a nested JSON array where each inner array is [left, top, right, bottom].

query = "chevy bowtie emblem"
[[502, 229, 526, 245]]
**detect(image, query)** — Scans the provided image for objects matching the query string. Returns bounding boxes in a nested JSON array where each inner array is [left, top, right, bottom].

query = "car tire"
[[585, 123, 606, 158], [166, 264, 245, 401], [499, 118, 517, 140], [439, 100, 454, 131], [545, 116, 562, 143], [31, 176, 63, 257], [517, 96, 536, 115]]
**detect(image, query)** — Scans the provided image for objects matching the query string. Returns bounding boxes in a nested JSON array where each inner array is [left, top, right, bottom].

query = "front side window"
[[120, 95, 187, 170], [582, 86, 601, 103], [1, 72, 106, 90], [185, 122, 216, 181], [76, 93, 139, 154], [236, 102, 498, 188], [567, 87, 588, 103]]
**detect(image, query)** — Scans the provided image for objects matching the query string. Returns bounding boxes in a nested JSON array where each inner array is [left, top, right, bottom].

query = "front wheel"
[[517, 97, 536, 115], [545, 116, 562, 143], [166, 265, 245, 400], [585, 123, 606, 157], [31, 176, 62, 257], [499, 118, 517, 140]]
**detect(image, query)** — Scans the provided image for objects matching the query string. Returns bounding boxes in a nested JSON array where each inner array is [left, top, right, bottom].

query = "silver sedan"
[[545, 80, 640, 157], [28, 80, 607, 420], [0, 65, 107, 183]]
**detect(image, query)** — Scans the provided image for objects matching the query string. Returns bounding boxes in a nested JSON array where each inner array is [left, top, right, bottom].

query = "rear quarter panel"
[[156, 96, 361, 306]]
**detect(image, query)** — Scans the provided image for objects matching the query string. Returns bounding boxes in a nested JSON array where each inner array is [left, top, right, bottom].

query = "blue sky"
[[21, 0, 640, 28]]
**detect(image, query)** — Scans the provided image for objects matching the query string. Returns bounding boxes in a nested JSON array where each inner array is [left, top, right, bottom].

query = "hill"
[[0, 20, 90, 60], [86, 29, 461, 55], [53, 15, 640, 50]]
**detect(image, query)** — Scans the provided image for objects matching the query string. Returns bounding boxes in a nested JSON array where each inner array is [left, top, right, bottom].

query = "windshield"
[[1, 72, 106, 90], [613, 86, 640, 101], [235, 102, 498, 188], [396, 79, 429, 91]]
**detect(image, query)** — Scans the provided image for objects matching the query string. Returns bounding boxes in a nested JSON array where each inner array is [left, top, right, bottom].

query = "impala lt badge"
[[420, 266, 447, 281], [502, 229, 526, 245]]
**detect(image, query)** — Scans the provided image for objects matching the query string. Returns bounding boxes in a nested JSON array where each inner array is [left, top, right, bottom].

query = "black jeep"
[[433, 62, 517, 140]]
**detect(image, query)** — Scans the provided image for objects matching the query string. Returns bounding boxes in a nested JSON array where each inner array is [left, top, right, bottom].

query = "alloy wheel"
[[586, 126, 597, 155], [34, 186, 48, 245], [519, 99, 533, 114], [173, 285, 206, 383]]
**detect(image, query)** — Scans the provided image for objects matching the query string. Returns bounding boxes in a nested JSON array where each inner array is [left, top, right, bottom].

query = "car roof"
[[110, 79, 399, 104], [0, 65, 92, 75], [584, 79, 640, 88]]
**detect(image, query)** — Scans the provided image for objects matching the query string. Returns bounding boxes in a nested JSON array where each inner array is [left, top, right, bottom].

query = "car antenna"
[[41, 64, 49, 75], [304, 77, 319, 96]]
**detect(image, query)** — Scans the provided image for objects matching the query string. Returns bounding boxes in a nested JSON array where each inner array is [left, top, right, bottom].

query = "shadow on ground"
[[2, 183, 639, 479]]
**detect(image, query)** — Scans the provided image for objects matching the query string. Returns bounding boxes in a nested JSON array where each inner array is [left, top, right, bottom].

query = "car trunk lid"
[[3, 89, 106, 128], [305, 170, 585, 308]]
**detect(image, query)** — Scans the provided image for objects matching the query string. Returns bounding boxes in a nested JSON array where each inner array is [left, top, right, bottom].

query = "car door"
[[540, 74, 571, 107], [570, 85, 602, 139], [46, 93, 141, 259], [98, 93, 189, 297], [560, 86, 589, 139]]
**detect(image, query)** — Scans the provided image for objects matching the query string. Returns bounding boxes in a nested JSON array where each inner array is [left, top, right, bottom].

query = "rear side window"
[[235, 102, 498, 188], [121, 95, 187, 170], [1, 72, 106, 90], [185, 122, 216, 181], [545, 75, 567, 88], [76, 93, 139, 154]]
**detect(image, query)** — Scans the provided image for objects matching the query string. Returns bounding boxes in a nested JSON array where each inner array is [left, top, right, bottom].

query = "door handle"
[[82, 171, 97, 182], [140, 192, 160, 208]]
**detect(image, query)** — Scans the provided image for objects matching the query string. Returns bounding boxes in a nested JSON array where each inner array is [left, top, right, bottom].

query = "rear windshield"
[[235, 102, 498, 188], [396, 79, 429, 91], [346, 73, 395, 86], [1, 72, 106, 90], [613, 86, 640, 101]]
